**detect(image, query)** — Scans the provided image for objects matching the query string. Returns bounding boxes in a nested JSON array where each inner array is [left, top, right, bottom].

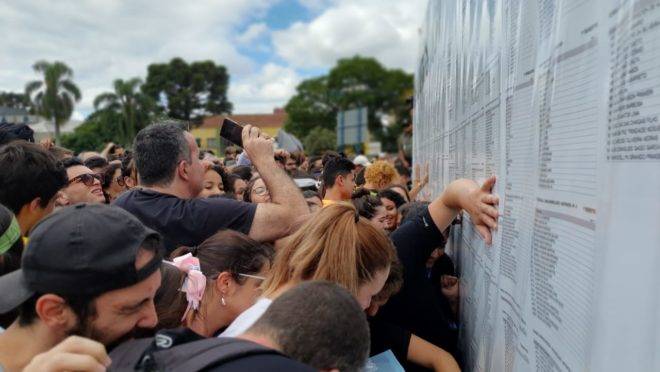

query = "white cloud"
[[229, 63, 302, 113], [273, 0, 427, 72], [0, 0, 428, 118], [0, 0, 273, 116]]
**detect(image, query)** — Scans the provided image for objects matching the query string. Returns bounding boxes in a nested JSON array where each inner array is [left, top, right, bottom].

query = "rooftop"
[[200, 108, 287, 129]]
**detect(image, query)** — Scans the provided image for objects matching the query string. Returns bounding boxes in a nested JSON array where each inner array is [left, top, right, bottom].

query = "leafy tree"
[[303, 127, 336, 156], [284, 77, 335, 138], [93, 78, 155, 145], [61, 110, 123, 153], [284, 56, 413, 151], [0, 92, 31, 111], [25, 61, 81, 145], [142, 58, 232, 122]]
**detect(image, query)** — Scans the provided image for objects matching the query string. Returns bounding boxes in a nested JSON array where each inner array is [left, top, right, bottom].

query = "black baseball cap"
[[0, 203, 163, 314]]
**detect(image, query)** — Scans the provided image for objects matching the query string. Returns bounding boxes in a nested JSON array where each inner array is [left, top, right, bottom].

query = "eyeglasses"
[[68, 173, 102, 187], [252, 186, 269, 196]]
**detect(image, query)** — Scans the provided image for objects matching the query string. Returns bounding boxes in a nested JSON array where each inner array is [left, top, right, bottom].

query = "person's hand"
[[102, 142, 116, 152], [23, 336, 111, 372], [422, 163, 430, 186], [440, 275, 459, 303], [242, 124, 275, 167], [463, 176, 499, 244]]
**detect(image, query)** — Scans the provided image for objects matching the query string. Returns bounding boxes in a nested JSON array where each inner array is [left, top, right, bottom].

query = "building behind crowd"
[[193, 108, 288, 153], [0, 106, 82, 142]]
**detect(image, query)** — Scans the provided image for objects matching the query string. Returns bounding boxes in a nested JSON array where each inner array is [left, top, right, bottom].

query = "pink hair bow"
[[171, 253, 206, 321]]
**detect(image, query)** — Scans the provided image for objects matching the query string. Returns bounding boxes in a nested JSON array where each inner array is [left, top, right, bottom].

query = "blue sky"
[[0, 0, 426, 119]]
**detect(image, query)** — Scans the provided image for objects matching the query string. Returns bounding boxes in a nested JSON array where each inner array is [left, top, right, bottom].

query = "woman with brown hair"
[[153, 230, 274, 337], [221, 202, 396, 337], [242, 176, 271, 204]]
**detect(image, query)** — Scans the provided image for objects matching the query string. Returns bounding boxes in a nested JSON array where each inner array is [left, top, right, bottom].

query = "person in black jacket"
[[378, 176, 499, 361]]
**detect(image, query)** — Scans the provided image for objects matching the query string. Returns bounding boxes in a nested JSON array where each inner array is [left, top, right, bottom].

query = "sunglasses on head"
[[68, 173, 102, 187]]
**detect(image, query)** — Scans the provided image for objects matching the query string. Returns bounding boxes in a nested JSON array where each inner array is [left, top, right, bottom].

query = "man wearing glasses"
[[56, 157, 107, 206]]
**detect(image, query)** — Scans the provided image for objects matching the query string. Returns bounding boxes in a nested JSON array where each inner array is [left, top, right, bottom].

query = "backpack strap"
[[154, 337, 279, 371]]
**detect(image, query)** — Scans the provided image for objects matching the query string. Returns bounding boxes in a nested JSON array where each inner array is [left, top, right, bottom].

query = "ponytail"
[[154, 230, 274, 332], [263, 203, 395, 297]]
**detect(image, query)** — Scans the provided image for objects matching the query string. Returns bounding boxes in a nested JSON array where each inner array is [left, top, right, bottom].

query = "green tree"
[[25, 61, 81, 145], [284, 56, 413, 151], [303, 127, 337, 156], [61, 110, 122, 153], [142, 58, 232, 122], [0, 92, 31, 111], [284, 77, 335, 138], [93, 78, 155, 145]]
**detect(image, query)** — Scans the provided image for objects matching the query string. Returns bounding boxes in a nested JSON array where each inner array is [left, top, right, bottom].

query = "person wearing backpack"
[[109, 281, 370, 372]]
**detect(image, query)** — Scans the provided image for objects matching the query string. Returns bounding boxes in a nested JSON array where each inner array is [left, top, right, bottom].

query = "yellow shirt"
[[322, 199, 337, 207]]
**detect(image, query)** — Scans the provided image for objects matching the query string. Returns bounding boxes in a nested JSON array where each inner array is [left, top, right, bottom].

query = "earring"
[[221, 296, 226, 306]]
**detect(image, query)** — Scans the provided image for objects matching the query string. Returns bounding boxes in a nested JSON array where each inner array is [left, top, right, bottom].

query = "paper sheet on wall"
[[414, 1, 660, 371]]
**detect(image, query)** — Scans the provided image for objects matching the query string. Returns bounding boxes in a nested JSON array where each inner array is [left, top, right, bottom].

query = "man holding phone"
[[114, 121, 309, 251]]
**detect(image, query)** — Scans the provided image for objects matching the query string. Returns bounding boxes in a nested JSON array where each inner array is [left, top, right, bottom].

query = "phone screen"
[[220, 118, 244, 147]]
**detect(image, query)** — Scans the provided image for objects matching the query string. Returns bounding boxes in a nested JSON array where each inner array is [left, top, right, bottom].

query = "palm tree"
[[25, 61, 81, 145], [93, 78, 154, 145]]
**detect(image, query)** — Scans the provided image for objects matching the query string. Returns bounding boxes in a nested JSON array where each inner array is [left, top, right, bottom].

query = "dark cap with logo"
[[0, 203, 163, 314]]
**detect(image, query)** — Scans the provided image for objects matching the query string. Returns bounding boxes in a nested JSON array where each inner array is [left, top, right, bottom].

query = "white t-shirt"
[[220, 297, 272, 337]]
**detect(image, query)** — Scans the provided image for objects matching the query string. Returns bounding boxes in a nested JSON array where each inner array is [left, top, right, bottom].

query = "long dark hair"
[[378, 189, 406, 208], [154, 230, 274, 331], [224, 174, 243, 199]]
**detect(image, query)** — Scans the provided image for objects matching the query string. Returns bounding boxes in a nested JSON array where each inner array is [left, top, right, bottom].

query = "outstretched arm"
[[428, 176, 499, 244]]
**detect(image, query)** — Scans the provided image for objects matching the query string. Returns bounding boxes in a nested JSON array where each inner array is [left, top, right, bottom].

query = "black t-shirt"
[[378, 206, 458, 357], [114, 189, 257, 252], [203, 353, 315, 372], [369, 316, 411, 363]]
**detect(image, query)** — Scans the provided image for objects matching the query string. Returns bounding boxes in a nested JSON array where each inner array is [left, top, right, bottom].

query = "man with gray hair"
[[114, 121, 309, 251]]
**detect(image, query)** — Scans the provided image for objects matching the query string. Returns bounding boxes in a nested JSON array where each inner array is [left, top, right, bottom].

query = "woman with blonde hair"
[[364, 160, 399, 190], [221, 202, 396, 336]]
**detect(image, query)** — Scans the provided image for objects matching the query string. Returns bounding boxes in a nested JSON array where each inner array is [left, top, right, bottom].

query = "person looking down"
[[220, 203, 396, 337], [0, 141, 67, 238], [0, 204, 164, 372], [152, 230, 273, 338], [379, 176, 500, 358]]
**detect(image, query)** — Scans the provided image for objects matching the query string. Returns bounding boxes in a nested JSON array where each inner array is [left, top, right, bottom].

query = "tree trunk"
[[53, 115, 61, 147]]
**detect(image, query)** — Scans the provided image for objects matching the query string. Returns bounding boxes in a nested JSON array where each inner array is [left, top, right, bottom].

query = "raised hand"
[[241, 124, 275, 168], [463, 176, 499, 244]]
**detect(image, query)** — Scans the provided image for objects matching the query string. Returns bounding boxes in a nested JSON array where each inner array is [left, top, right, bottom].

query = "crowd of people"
[[0, 119, 499, 371]]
